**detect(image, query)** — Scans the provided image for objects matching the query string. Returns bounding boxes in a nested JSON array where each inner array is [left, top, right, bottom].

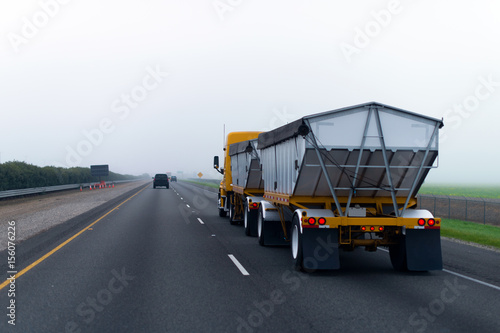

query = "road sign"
[[197, 172, 203, 178], [91, 165, 109, 177]]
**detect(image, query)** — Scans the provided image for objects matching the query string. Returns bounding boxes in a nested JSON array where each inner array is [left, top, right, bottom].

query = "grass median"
[[441, 218, 500, 249], [419, 184, 500, 199]]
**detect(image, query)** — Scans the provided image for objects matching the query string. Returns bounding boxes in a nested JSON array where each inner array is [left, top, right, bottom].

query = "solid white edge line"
[[186, 204, 190, 208], [197, 218, 204, 225], [378, 248, 500, 291], [443, 269, 500, 291], [228, 254, 249, 276]]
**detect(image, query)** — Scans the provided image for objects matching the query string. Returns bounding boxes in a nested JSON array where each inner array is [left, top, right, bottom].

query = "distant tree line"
[[0, 161, 149, 191]]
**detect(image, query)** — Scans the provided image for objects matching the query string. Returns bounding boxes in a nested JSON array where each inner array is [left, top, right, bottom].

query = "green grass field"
[[441, 218, 500, 249], [419, 185, 500, 199]]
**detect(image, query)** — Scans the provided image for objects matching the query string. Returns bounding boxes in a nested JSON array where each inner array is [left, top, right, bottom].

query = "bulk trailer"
[[217, 102, 444, 272]]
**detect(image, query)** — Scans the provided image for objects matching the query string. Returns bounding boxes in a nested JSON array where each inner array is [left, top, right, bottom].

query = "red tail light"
[[378, 226, 384, 231], [308, 217, 316, 225], [318, 217, 326, 225], [428, 219, 435, 226], [361, 226, 366, 231], [370, 226, 375, 231], [418, 218, 425, 226]]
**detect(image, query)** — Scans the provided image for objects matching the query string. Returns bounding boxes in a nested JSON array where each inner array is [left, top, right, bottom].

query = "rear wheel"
[[291, 215, 304, 271], [258, 208, 265, 245], [218, 196, 227, 217], [244, 205, 251, 236]]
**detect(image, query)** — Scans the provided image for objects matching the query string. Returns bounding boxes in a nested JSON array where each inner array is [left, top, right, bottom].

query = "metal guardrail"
[[0, 179, 146, 199]]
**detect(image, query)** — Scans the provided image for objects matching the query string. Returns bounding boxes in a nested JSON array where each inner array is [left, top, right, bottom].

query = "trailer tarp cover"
[[229, 140, 255, 156], [257, 118, 306, 149]]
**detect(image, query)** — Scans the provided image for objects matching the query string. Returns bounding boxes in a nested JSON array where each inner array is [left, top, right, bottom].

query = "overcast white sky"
[[1, 0, 499, 184]]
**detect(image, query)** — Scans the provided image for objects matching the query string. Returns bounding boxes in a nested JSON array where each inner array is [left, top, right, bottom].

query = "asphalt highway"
[[0, 181, 499, 332]]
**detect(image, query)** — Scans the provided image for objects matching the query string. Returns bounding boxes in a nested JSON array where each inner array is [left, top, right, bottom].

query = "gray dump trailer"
[[255, 102, 444, 272]]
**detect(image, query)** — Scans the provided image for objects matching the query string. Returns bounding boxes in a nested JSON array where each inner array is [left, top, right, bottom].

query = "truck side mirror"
[[214, 156, 224, 175]]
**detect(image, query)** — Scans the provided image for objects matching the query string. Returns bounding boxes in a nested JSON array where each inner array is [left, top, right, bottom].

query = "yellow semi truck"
[[213, 131, 263, 235], [216, 102, 444, 272]]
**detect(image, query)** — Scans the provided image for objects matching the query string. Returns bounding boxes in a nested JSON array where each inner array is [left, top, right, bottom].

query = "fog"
[[1, 0, 499, 184]]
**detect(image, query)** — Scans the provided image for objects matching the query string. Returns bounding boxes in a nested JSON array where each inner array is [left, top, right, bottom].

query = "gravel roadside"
[[0, 180, 151, 251]]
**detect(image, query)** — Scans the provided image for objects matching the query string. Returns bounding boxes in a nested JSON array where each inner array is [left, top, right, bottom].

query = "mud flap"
[[405, 229, 442, 271], [302, 228, 340, 270], [261, 220, 290, 246]]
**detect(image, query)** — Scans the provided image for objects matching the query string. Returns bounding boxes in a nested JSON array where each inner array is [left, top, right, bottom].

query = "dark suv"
[[153, 174, 169, 189]]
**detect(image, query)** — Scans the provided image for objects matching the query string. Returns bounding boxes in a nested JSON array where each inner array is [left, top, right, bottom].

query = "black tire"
[[153, 185, 156, 189], [218, 196, 227, 217], [258, 207, 265, 246], [389, 236, 408, 272], [291, 215, 304, 271], [166, 184, 169, 189], [244, 206, 251, 236]]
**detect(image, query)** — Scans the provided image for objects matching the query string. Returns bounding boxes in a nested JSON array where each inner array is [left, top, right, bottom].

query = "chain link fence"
[[417, 194, 500, 226]]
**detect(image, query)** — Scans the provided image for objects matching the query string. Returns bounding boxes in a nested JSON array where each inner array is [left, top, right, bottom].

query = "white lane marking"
[[186, 204, 190, 208], [228, 254, 249, 276], [378, 248, 500, 291], [197, 218, 204, 225], [180, 197, 183, 200], [443, 269, 500, 291]]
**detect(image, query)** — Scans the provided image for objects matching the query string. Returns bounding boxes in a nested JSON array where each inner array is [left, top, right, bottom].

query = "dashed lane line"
[[228, 254, 250, 276]]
